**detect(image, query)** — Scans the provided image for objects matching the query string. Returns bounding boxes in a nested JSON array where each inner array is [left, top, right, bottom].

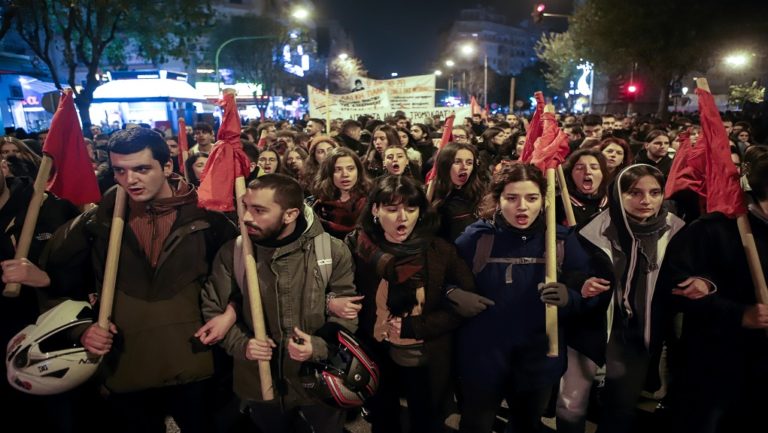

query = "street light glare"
[[460, 43, 476, 56], [338, 53, 349, 60], [292, 7, 309, 21], [445, 59, 455, 67], [724, 53, 749, 67], [434, 70, 442, 76], [391, 72, 399, 77]]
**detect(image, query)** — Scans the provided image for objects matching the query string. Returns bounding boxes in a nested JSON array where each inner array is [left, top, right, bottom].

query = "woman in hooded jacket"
[[555, 164, 703, 433]]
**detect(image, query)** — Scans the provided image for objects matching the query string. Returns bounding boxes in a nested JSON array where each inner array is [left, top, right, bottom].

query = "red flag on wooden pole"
[[44, 89, 101, 206], [424, 114, 455, 185], [197, 92, 250, 211]]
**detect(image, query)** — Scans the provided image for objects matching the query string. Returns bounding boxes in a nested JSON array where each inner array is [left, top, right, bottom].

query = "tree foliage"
[[206, 14, 293, 96], [329, 56, 367, 93], [5, 0, 213, 127], [729, 81, 765, 109], [569, 0, 768, 116], [535, 31, 580, 95]]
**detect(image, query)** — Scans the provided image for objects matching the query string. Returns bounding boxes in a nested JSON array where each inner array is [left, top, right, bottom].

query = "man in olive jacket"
[[202, 173, 357, 433], [45, 128, 237, 433]]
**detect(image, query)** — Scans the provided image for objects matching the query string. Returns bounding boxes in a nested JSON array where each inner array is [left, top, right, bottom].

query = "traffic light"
[[619, 82, 639, 102], [532, 4, 546, 24]]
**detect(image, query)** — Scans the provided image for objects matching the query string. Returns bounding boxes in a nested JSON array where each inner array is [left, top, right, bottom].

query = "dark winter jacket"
[[45, 182, 237, 392], [0, 177, 79, 351], [347, 232, 475, 401], [454, 217, 586, 390], [202, 205, 357, 405]]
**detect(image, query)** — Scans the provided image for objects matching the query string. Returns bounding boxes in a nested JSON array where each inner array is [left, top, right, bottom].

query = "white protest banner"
[[308, 74, 436, 117]]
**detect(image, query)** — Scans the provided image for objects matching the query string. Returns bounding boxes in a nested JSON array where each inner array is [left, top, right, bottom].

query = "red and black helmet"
[[300, 324, 379, 408]]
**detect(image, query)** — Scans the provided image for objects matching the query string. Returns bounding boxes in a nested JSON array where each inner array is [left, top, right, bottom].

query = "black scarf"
[[356, 230, 427, 317]]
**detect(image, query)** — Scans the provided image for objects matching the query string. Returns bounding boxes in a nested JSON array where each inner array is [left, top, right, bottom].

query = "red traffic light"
[[536, 4, 546, 12], [627, 84, 638, 93]]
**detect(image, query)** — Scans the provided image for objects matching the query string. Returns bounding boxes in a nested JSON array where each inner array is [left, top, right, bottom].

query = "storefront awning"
[[92, 78, 207, 103]]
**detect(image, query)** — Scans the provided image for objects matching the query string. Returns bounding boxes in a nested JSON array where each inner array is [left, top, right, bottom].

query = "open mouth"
[[395, 224, 409, 236], [127, 187, 144, 195], [581, 177, 594, 192], [515, 213, 529, 226], [457, 172, 468, 183]]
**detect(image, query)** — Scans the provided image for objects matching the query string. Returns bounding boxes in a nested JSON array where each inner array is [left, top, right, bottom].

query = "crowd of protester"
[[0, 105, 766, 433]]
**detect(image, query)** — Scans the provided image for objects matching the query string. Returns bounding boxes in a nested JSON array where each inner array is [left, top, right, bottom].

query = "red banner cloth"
[[424, 114, 455, 185], [697, 87, 746, 218], [664, 128, 706, 200], [197, 92, 251, 211], [520, 91, 545, 163], [530, 111, 570, 172], [43, 89, 101, 206]]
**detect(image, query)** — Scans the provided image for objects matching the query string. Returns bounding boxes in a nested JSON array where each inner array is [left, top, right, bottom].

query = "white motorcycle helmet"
[[6, 300, 100, 395]]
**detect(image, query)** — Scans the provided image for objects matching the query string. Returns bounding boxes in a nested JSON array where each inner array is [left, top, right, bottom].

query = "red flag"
[[197, 92, 251, 211], [664, 128, 706, 200], [697, 87, 746, 217], [424, 114, 455, 185], [177, 118, 189, 176], [43, 89, 101, 206], [470, 96, 482, 116], [520, 91, 545, 163], [529, 111, 569, 172]]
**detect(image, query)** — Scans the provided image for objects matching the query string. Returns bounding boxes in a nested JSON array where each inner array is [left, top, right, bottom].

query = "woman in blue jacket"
[[455, 163, 585, 433]]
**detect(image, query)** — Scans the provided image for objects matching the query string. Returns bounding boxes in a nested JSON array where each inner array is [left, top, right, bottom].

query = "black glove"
[[446, 288, 495, 318], [538, 282, 569, 307]]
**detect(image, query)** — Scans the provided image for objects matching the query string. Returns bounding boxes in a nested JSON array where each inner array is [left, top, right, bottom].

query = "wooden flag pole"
[[545, 167, 559, 357], [556, 165, 577, 227], [3, 155, 53, 297], [97, 186, 127, 329], [543, 104, 559, 357], [696, 78, 768, 307], [235, 177, 275, 400]]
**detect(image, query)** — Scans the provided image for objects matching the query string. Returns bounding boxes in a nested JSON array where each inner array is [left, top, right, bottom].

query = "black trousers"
[[106, 380, 214, 433], [459, 381, 552, 433], [247, 401, 345, 433]]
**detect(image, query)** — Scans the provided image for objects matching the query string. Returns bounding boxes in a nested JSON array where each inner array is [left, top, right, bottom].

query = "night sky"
[[318, 0, 572, 77]]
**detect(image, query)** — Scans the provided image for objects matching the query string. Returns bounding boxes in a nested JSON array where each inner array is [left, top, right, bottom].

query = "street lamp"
[[445, 59, 455, 68], [215, 35, 277, 92], [459, 42, 488, 107], [338, 53, 349, 61], [292, 7, 310, 21], [434, 70, 442, 76], [724, 52, 750, 68]]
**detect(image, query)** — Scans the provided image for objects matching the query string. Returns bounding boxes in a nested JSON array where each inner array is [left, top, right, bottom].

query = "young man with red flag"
[[44, 127, 238, 433], [660, 88, 768, 432]]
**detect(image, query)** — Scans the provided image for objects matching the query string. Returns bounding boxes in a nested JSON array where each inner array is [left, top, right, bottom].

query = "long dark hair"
[[365, 124, 399, 165], [478, 163, 546, 219], [563, 148, 609, 198], [618, 164, 665, 195], [359, 175, 437, 243], [314, 147, 372, 201], [185, 151, 209, 186], [431, 142, 486, 208]]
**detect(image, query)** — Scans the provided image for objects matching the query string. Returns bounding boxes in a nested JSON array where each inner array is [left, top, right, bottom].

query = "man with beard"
[[44, 128, 238, 433], [202, 174, 358, 433]]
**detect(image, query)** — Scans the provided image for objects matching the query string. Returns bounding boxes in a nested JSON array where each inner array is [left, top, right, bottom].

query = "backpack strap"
[[314, 232, 333, 290], [472, 234, 495, 275]]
